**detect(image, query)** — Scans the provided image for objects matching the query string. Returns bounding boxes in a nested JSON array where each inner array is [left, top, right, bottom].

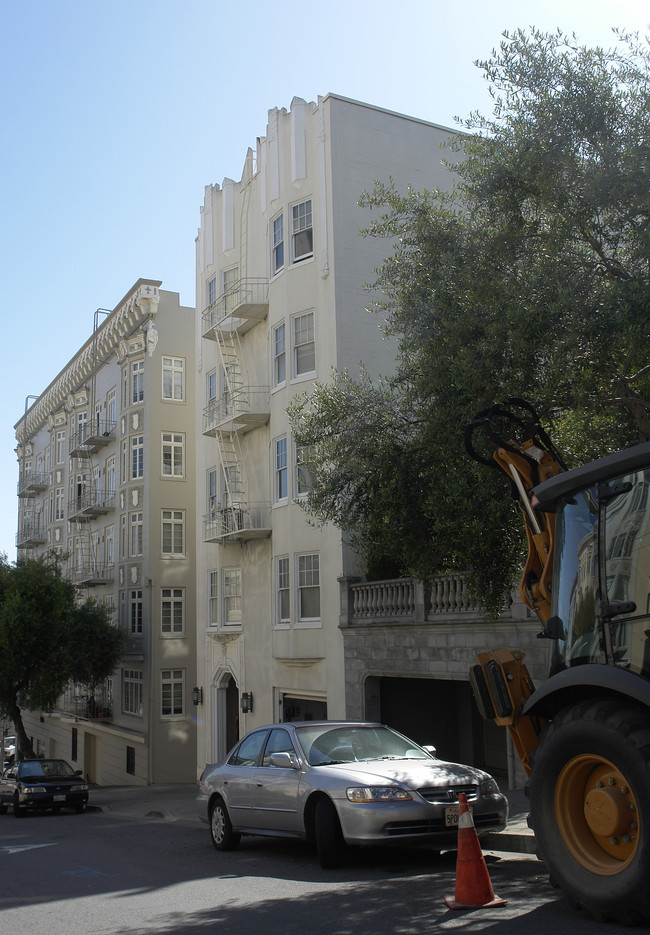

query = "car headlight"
[[346, 786, 413, 803], [70, 784, 88, 792], [22, 786, 47, 794], [479, 778, 500, 794]]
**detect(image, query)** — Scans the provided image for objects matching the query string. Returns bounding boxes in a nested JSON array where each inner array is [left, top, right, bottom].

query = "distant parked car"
[[0, 758, 89, 817], [3, 736, 15, 766], [197, 720, 508, 868]]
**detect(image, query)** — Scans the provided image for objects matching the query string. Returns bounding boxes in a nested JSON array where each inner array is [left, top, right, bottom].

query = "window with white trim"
[[55, 487, 65, 521], [105, 525, 114, 566], [131, 360, 144, 403], [107, 387, 116, 429], [208, 570, 219, 626], [272, 322, 286, 387], [291, 199, 313, 263], [106, 454, 116, 497], [295, 443, 316, 496], [161, 669, 185, 717], [223, 567, 242, 625], [56, 430, 66, 464], [162, 509, 185, 555], [276, 556, 290, 627], [292, 311, 315, 377], [297, 553, 320, 622], [161, 587, 185, 635], [207, 276, 217, 307], [123, 669, 143, 716], [207, 369, 217, 402], [161, 432, 185, 477], [274, 436, 288, 502], [271, 212, 284, 275], [223, 266, 240, 312], [208, 469, 218, 516], [130, 589, 143, 634], [131, 435, 144, 479], [162, 357, 185, 401], [130, 511, 143, 557]]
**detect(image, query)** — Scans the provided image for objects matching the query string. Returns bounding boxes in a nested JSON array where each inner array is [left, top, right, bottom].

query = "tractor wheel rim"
[[555, 753, 639, 874]]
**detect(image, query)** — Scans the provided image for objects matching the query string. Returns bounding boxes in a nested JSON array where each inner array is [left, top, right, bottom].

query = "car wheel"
[[75, 802, 87, 814], [13, 797, 26, 818], [314, 797, 345, 869], [210, 798, 240, 851]]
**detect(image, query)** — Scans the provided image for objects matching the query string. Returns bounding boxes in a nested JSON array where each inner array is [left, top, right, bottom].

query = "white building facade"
[[194, 95, 463, 770], [14, 281, 198, 785]]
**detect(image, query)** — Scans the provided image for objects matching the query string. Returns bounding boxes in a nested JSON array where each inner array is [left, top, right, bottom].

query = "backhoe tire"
[[528, 698, 650, 924]]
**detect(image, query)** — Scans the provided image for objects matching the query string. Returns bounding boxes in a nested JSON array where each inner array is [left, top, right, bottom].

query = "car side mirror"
[[269, 752, 299, 769], [422, 745, 437, 756]]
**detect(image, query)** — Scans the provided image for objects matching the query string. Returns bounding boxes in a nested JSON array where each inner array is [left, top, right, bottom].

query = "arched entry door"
[[210, 672, 240, 762]]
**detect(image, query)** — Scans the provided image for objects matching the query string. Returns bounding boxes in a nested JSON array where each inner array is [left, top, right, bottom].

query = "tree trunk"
[[9, 700, 35, 760]]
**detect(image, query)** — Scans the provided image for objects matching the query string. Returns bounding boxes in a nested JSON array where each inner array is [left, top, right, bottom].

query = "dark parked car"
[[197, 721, 508, 867], [0, 758, 89, 816]]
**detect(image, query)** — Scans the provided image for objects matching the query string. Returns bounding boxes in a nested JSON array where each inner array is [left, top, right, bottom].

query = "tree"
[[0, 554, 127, 759], [289, 29, 650, 611]]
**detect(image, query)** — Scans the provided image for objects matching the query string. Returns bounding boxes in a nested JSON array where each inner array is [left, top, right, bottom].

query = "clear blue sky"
[[1, 0, 647, 560]]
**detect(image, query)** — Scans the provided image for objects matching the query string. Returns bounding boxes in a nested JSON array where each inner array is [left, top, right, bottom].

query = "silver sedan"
[[197, 721, 508, 867]]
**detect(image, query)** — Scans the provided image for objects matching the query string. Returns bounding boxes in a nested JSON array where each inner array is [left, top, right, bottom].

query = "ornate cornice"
[[15, 280, 161, 444]]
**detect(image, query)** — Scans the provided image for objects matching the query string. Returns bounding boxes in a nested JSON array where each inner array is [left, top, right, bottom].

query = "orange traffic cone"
[[444, 792, 507, 910]]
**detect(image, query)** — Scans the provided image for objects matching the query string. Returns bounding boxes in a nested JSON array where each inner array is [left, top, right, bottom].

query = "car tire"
[[314, 797, 345, 869], [13, 797, 26, 818], [75, 802, 87, 814], [529, 698, 650, 924], [210, 798, 240, 851], [0, 803, 7, 815]]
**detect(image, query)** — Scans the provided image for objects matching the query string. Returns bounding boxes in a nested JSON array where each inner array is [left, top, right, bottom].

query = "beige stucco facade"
[[14, 281, 197, 785]]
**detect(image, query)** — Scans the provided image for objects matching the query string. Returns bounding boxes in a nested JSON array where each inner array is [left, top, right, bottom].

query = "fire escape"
[[201, 168, 272, 543]]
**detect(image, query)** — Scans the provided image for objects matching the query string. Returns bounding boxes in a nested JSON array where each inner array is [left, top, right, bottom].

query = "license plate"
[[445, 805, 472, 827], [53, 794, 66, 802]]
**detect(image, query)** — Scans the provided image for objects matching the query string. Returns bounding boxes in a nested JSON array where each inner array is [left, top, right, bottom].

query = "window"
[[126, 746, 136, 775], [161, 588, 185, 635], [276, 556, 290, 626], [162, 357, 185, 401], [295, 443, 316, 496], [272, 323, 286, 387], [76, 411, 88, 445], [107, 387, 116, 429], [56, 430, 66, 464], [106, 455, 116, 497], [292, 311, 315, 376], [208, 468, 218, 517], [272, 213, 284, 274], [230, 730, 267, 766], [161, 669, 185, 717], [131, 435, 144, 479], [208, 570, 219, 626], [130, 512, 143, 557], [223, 266, 239, 312], [105, 525, 115, 566], [55, 487, 65, 521], [130, 589, 143, 634], [131, 360, 145, 403], [291, 199, 313, 263], [223, 568, 242, 625], [207, 276, 217, 306], [297, 553, 320, 622], [262, 729, 295, 767], [162, 510, 185, 555], [207, 369, 217, 402], [162, 432, 185, 477], [123, 669, 143, 716], [274, 436, 288, 502], [71, 728, 78, 762]]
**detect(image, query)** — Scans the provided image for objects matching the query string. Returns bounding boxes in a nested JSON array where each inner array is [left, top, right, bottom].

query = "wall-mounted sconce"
[[192, 686, 203, 706], [240, 691, 253, 714]]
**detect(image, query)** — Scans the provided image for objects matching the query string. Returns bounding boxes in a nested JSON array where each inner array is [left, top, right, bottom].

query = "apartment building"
[[14, 281, 197, 785], [194, 94, 466, 770]]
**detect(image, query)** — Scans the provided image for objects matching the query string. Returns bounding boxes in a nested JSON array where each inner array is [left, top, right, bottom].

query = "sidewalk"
[[89, 783, 536, 854]]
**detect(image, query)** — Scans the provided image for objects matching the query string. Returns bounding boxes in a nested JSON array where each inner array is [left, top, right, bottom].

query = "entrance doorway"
[[211, 673, 240, 762]]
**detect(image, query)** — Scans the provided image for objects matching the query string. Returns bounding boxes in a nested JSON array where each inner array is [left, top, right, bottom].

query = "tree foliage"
[[0, 554, 127, 758], [289, 28, 650, 611]]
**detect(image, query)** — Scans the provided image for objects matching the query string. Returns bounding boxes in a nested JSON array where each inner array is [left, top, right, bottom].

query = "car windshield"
[[17, 759, 76, 779], [295, 724, 432, 766]]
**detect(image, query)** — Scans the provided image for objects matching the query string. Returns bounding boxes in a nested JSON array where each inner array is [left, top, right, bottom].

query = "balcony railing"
[[202, 278, 269, 337], [16, 521, 47, 549], [203, 387, 270, 436], [58, 683, 113, 721], [17, 471, 50, 497], [340, 575, 525, 627], [203, 503, 272, 542], [72, 562, 114, 588], [69, 420, 115, 457], [68, 489, 116, 521]]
